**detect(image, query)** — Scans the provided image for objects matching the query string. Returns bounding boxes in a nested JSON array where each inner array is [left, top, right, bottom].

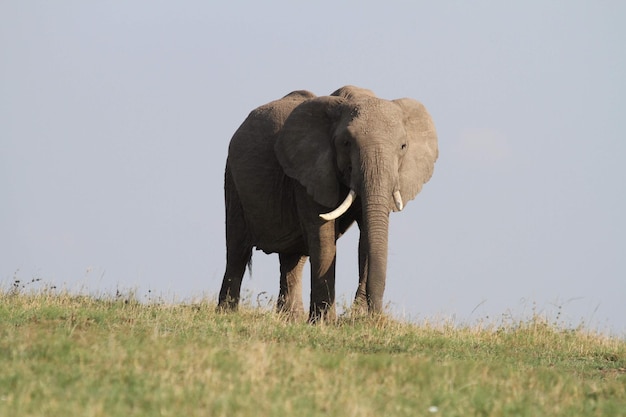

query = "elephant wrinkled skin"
[[218, 86, 438, 322]]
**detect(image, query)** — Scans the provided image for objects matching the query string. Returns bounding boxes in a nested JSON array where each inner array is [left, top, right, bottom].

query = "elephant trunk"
[[359, 148, 396, 313], [362, 196, 390, 312]]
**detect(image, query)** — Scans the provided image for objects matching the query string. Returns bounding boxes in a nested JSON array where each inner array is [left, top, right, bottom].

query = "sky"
[[2, 2, 625, 335]]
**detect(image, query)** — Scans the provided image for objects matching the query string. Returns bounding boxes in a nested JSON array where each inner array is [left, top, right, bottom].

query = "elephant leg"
[[353, 219, 369, 313], [218, 244, 252, 310], [294, 185, 338, 323], [277, 253, 307, 318], [307, 219, 337, 323], [218, 168, 252, 310]]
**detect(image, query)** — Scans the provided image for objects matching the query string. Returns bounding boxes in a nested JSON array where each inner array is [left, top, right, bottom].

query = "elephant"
[[218, 86, 438, 322]]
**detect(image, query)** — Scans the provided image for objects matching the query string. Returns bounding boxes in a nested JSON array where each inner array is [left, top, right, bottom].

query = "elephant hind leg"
[[218, 167, 253, 310], [218, 244, 252, 310], [277, 253, 307, 319]]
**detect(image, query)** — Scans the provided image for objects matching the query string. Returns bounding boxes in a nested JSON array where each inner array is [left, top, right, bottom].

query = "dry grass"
[[1, 289, 625, 416]]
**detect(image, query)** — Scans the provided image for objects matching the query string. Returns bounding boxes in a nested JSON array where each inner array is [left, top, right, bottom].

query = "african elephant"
[[218, 86, 438, 322]]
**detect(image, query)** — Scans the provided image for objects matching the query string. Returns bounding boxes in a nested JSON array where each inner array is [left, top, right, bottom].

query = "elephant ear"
[[275, 96, 346, 208], [393, 98, 438, 205]]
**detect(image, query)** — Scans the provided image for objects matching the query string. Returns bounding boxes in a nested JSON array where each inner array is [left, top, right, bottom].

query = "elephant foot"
[[216, 296, 239, 312], [276, 292, 305, 317], [348, 302, 368, 318], [276, 300, 306, 321], [308, 303, 336, 324], [348, 285, 368, 317], [278, 308, 306, 322], [351, 291, 369, 316]]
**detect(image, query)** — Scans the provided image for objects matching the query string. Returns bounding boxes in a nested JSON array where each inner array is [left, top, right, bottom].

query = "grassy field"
[[1, 289, 625, 417]]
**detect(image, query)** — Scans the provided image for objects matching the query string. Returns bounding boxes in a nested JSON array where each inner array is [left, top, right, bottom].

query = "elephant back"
[[226, 90, 315, 253]]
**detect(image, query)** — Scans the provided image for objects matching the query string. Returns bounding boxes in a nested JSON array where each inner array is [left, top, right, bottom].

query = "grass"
[[0, 288, 625, 417]]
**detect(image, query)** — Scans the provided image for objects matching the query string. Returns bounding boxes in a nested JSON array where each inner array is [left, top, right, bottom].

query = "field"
[[1, 289, 625, 417]]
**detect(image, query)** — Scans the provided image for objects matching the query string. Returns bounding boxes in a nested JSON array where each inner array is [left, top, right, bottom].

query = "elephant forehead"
[[346, 102, 405, 139]]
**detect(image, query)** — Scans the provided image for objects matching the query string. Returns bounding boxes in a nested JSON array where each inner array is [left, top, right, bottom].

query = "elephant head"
[[274, 86, 438, 312]]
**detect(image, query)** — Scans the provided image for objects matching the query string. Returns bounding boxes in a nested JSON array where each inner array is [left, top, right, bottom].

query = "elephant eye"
[[401, 143, 407, 150], [343, 140, 351, 147]]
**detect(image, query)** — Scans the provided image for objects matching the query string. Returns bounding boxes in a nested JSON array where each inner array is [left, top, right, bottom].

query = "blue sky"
[[2, 2, 625, 334]]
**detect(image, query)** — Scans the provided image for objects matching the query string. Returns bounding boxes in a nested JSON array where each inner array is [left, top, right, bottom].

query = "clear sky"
[[2, 2, 625, 334]]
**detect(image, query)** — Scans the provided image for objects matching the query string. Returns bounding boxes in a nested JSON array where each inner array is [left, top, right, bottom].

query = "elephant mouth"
[[319, 189, 403, 221]]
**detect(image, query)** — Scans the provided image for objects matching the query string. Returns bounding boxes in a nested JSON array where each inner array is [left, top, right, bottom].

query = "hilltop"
[[1, 291, 625, 416]]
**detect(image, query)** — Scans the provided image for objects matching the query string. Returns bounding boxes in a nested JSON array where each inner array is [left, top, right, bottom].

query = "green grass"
[[1, 290, 625, 417]]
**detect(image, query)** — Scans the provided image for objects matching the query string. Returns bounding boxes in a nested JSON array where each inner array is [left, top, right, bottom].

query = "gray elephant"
[[218, 86, 438, 322]]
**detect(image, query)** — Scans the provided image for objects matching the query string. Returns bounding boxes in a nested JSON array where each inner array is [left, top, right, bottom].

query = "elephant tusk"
[[319, 189, 357, 221], [393, 190, 404, 211]]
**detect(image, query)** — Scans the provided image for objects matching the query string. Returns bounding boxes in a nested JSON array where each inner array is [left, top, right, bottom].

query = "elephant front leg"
[[277, 253, 307, 319], [307, 220, 337, 323], [353, 222, 369, 314]]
